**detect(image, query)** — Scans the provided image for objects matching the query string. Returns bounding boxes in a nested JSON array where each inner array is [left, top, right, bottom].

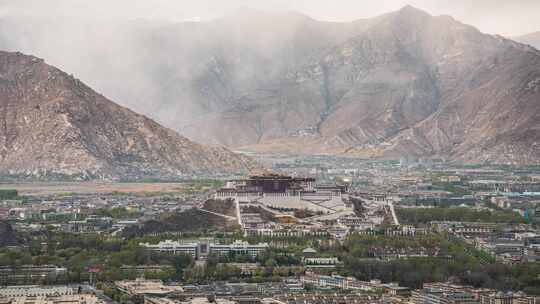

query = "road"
[[388, 201, 400, 225], [197, 208, 237, 221]]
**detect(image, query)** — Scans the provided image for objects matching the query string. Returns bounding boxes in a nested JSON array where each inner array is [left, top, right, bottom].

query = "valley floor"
[[0, 182, 195, 196]]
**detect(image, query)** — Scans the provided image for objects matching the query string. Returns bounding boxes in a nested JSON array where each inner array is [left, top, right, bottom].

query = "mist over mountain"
[[0, 51, 255, 180], [514, 31, 540, 50], [2, 6, 540, 165]]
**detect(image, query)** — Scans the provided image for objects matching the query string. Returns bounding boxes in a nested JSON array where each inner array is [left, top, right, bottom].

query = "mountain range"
[[0, 51, 254, 179], [1, 6, 540, 165]]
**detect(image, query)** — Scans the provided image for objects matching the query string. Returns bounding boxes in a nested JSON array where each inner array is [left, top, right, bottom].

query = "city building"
[[115, 278, 183, 296], [139, 240, 269, 259], [412, 288, 478, 304], [303, 257, 340, 268], [382, 283, 412, 296], [140, 240, 199, 258], [301, 272, 408, 293], [0, 294, 102, 304], [145, 296, 237, 304], [0, 286, 74, 298], [480, 291, 537, 304], [209, 240, 269, 258], [0, 265, 67, 285], [218, 174, 315, 195]]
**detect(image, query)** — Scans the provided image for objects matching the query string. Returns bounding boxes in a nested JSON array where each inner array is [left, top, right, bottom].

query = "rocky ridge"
[[0, 51, 256, 179]]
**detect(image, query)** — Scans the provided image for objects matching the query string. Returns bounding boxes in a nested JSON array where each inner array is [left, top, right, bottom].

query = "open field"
[[0, 182, 195, 196]]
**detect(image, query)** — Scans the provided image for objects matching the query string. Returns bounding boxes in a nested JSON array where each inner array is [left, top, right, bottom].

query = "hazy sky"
[[1, 0, 539, 36]]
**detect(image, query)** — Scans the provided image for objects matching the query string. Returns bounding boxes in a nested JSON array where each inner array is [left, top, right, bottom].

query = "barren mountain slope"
[[2, 7, 540, 165], [242, 7, 540, 165], [0, 51, 255, 179]]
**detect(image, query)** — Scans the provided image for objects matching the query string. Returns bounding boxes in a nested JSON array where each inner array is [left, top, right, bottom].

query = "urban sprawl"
[[1, 156, 540, 304]]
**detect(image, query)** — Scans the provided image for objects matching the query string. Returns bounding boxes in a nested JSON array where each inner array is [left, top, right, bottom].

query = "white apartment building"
[[0, 286, 74, 297], [139, 240, 269, 259], [208, 240, 269, 258], [139, 240, 199, 258]]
